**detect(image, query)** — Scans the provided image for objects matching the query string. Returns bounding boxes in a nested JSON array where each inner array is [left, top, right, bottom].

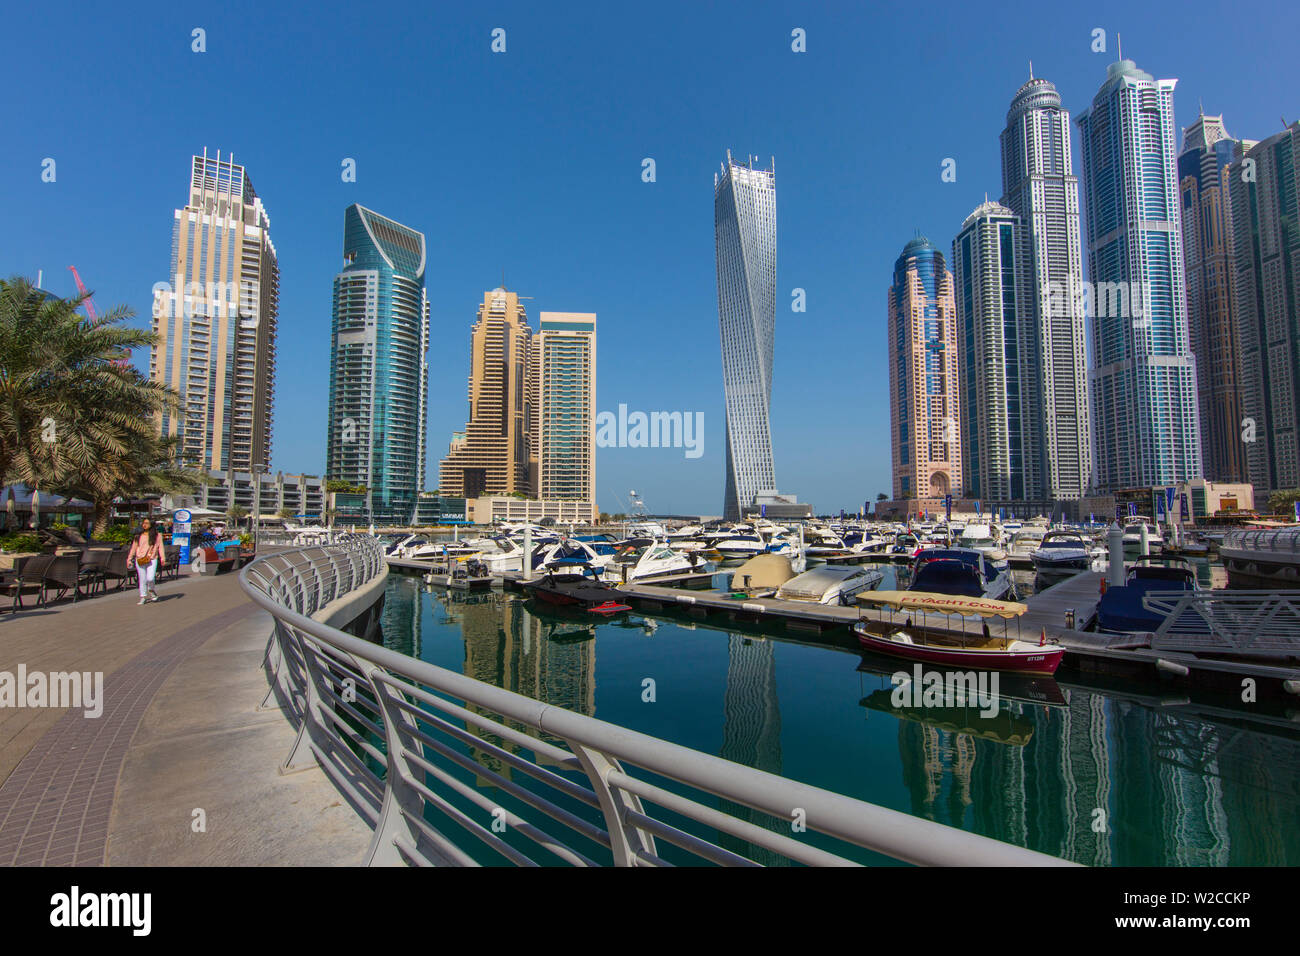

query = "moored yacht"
[[908, 548, 1013, 601], [1030, 530, 1099, 576]]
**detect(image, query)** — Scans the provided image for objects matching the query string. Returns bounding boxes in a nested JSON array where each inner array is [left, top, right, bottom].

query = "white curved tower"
[[715, 152, 777, 520]]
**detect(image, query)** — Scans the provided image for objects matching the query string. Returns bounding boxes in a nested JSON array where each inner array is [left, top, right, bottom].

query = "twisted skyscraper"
[[715, 152, 777, 520]]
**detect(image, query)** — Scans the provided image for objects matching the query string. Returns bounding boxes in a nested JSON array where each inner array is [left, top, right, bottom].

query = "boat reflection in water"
[[374, 574, 1300, 866]]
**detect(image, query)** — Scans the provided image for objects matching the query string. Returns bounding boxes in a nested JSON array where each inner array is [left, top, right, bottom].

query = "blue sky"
[[3, 0, 1296, 516]]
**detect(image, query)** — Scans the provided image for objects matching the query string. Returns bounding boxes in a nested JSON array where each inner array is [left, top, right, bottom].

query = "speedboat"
[[712, 532, 771, 560], [1095, 557, 1199, 634], [522, 572, 627, 608], [1122, 518, 1164, 555], [618, 541, 708, 583], [1007, 528, 1047, 558], [842, 529, 889, 554], [909, 548, 1013, 601], [776, 564, 884, 606], [534, 539, 614, 575], [1030, 530, 1098, 576]]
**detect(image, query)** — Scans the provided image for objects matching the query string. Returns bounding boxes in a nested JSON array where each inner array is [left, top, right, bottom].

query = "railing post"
[[566, 742, 658, 866], [361, 664, 434, 866]]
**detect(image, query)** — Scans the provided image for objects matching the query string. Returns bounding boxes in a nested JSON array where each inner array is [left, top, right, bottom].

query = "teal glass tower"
[[325, 205, 429, 524]]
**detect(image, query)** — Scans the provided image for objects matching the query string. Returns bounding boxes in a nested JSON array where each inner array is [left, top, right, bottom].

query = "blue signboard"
[[1165, 487, 1177, 516], [1156, 495, 1165, 518], [1182, 493, 1191, 521], [1295, 501, 1300, 522], [173, 508, 192, 568], [1128, 502, 1138, 518], [944, 494, 952, 522], [975, 500, 982, 516]]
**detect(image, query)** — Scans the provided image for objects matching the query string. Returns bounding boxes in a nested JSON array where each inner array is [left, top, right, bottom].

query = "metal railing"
[[1220, 527, 1300, 556], [1148, 589, 1300, 657], [240, 536, 1073, 867]]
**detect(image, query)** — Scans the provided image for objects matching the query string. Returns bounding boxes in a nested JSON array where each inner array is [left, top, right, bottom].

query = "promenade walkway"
[[0, 563, 370, 866]]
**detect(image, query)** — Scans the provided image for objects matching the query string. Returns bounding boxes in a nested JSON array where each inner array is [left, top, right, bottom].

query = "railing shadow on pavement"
[[240, 534, 1077, 868]]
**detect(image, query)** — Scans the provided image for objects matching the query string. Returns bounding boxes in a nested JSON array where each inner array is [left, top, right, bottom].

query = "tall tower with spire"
[[1000, 72, 1090, 500], [1077, 57, 1202, 490]]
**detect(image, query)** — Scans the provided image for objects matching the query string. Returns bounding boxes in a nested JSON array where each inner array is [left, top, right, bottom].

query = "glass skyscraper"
[[535, 312, 596, 503], [1228, 122, 1300, 496], [953, 202, 1038, 502], [715, 152, 777, 520], [1000, 75, 1091, 499], [152, 149, 278, 472], [325, 204, 429, 524], [1077, 59, 1202, 490], [1179, 111, 1251, 484], [889, 236, 962, 502]]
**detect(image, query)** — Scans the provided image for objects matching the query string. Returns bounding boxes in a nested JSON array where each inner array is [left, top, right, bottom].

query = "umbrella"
[[30, 488, 40, 529], [4, 487, 13, 531]]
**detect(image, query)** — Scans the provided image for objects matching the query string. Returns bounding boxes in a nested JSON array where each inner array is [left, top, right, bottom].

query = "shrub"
[[0, 533, 41, 553], [98, 525, 133, 544]]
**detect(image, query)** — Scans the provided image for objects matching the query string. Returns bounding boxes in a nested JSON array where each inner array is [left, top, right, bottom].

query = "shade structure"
[[857, 590, 1028, 619]]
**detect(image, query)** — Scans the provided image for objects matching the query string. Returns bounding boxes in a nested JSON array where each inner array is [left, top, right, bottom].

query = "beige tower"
[[439, 288, 535, 498], [888, 236, 962, 502], [535, 313, 596, 502], [152, 149, 278, 472]]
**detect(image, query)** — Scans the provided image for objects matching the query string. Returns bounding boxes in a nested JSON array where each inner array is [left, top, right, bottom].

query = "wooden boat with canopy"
[[854, 590, 1065, 676]]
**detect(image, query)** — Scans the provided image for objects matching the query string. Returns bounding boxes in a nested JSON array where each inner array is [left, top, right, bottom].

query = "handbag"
[[136, 554, 151, 567]]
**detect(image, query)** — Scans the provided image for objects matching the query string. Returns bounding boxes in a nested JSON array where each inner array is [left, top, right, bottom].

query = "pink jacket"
[[128, 532, 165, 564]]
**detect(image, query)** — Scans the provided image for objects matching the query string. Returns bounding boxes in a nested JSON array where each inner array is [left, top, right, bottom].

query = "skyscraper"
[[953, 202, 1038, 502], [324, 204, 429, 524], [1077, 58, 1202, 490], [1180, 111, 1252, 485], [152, 149, 278, 472], [715, 152, 777, 520], [1000, 74, 1091, 499], [535, 312, 596, 503], [889, 236, 962, 502], [1228, 121, 1300, 496], [439, 288, 535, 499]]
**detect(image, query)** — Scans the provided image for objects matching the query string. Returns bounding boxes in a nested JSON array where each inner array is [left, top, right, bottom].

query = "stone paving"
[[0, 565, 371, 865]]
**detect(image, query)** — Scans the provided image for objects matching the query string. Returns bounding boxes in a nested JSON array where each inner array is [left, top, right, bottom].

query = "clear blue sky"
[[3, 0, 1296, 516]]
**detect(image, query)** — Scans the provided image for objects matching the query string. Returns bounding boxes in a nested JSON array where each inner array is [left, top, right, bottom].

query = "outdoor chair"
[[159, 548, 181, 581], [79, 549, 112, 597], [40, 553, 92, 604], [100, 549, 133, 591], [6, 554, 55, 612]]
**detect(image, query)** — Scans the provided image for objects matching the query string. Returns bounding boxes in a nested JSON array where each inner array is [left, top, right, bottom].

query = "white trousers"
[[137, 559, 158, 598]]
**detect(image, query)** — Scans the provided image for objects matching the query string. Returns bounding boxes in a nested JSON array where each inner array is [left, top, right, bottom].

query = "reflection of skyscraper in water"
[[378, 575, 420, 659], [460, 598, 595, 784], [718, 635, 787, 866]]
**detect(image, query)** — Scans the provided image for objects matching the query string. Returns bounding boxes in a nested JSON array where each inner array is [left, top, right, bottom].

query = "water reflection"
[[377, 574, 1300, 866]]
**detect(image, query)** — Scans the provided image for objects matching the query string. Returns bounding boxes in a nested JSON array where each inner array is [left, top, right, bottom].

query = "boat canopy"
[[858, 590, 1028, 618], [728, 553, 795, 590]]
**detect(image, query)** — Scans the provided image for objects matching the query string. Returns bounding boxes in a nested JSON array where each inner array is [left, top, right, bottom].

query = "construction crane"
[[67, 265, 98, 321], [69, 265, 131, 366]]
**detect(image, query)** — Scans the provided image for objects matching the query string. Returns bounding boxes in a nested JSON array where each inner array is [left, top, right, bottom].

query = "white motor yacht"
[[776, 564, 884, 606], [1030, 530, 1100, 576], [1122, 518, 1165, 555], [618, 541, 708, 583], [909, 548, 1014, 601]]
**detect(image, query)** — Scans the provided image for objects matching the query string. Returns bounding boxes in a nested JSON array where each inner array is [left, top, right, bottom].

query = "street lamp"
[[252, 465, 269, 553]]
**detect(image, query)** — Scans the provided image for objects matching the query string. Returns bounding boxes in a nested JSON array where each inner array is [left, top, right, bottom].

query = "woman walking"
[[127, 517, 165, 605]]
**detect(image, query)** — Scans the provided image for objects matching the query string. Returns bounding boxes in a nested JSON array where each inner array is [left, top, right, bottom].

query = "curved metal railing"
[[1221, 527, 1300, 556], [241, 536, 1074, 867]]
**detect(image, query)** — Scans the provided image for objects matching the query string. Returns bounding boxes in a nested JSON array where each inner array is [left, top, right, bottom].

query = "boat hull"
[[854, 625, 1064, 676]]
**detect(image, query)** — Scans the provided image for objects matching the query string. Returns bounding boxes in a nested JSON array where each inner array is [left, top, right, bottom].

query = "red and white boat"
[[854, 591, 1065, 676]]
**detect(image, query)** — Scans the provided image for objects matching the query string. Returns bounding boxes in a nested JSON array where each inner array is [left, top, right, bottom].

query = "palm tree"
[[227, 503, 249, 532], [0, 277, 175, 493]]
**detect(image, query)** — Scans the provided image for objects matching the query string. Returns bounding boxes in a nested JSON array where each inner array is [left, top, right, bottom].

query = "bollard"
[[523, 525, 533, 581], [1065, 608, 1075, 630], [1139, 522, 1150, 557], [1108, 522, 1125, 587]]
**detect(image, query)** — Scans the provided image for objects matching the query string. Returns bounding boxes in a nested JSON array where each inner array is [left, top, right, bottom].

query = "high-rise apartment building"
[[1077, 59, 1202, 490], [1228, 121, 1300, 496], [1000, 74, 1091, 499], [715, 152, 777, 520], [535, 312, 596, 502], [953, 202, 1039, 502], [324, 205, 429, 524], [889, 236, 962, 501], [1179, 111, 1251, 484], [439, 288, 535, 499], [152, 149, 278, 472]]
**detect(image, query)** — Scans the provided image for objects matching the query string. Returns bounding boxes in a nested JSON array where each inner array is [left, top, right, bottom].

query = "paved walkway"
[[0, 565, 371, 865]]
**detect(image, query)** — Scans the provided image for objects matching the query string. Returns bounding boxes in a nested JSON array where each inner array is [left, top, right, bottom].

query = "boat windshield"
[[910, 560, 985, 597]]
